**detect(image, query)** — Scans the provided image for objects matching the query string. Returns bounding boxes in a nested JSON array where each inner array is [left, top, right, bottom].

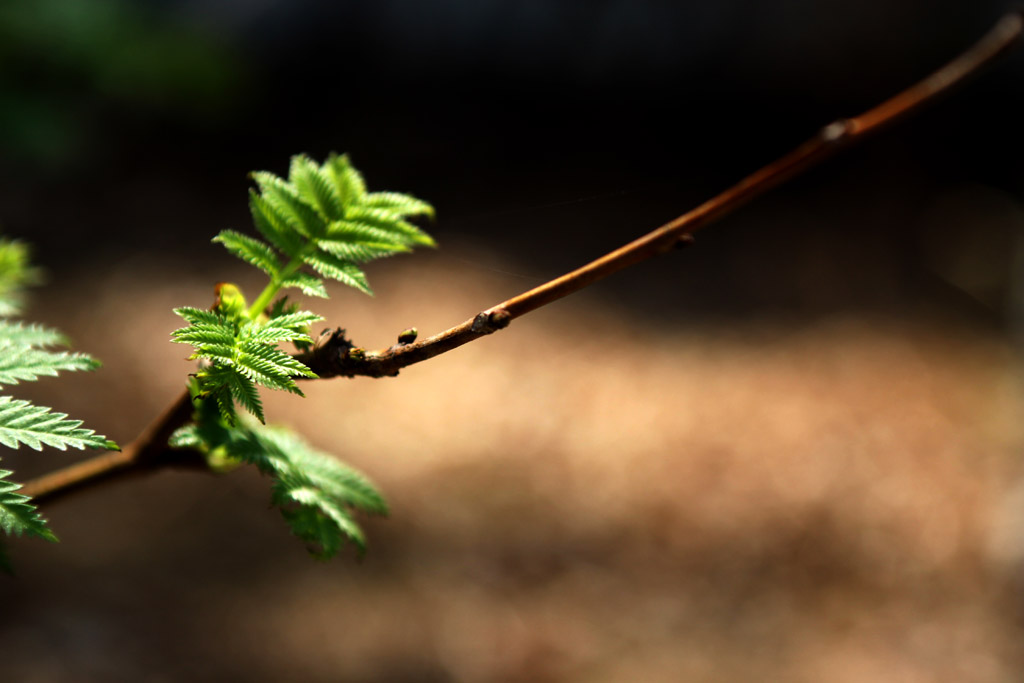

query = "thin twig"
[[21, 390, 203, 504], [23, 12, 1022, 506], [300, 11, 1023, 379]]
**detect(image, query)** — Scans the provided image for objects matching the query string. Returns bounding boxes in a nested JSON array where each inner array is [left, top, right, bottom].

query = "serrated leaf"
[[173, 307, 225, 327], [304, 251, 372, 295], [213, 230, 282, 277], [206, 384, 238, 424], [362, 191, 435, 219], [343, 206, 436, 247], [243, 327, 313, 345], [290, 155, 345, 221], [173, 153, 436, 428], [0, 321, 66, 349], [170, 325, 237, 347], [234, 350, 305, 396], [289, 447, 388, 514], [255, 346, 316, 379], [0, 468, 56, 542], [224, 370, 264, 423], [315, 239, 409, 264], [252, 171, 327, 239], [324, 220, 412, 245], [174, 302, 320, 422], [0, 396, 117, 451], [242, 341, 316, 377], [241, 311, 320, 346], [279, 271, 328, 298], [0, 239, 43, 317], [318, 222, 412, 263], [249, 191, 303, 258], [187, 343, 237, 364], [181, 414, 385, 559], [277, 485, 364, 556], [262, 310, 322, 331], [0, 348, 100, 387], [325, 153, 366, 206], [0, 237, 116, 569]]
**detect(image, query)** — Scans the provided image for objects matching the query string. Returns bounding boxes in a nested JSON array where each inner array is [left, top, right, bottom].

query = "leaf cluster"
[[172, 304, 320, 424], [222, 152, 435, 299], [172, 154, 435, 423], [171, 396, 387, 558], [164, 154, 434, 560], [0, 237, 114, 570]]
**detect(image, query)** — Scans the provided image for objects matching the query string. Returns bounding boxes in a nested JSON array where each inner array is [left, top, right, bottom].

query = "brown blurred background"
[[2, 1, 1024, 681]]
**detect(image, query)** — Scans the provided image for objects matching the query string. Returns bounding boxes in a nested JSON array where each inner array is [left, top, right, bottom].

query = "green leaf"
[[282, 441, 388, 514], [0, 349, 100, 387], [0, 319, 101, 387], [318, 222, 412, 263], [0, 235, 115, 569], [303, 251, 372, 295], [251, 171, 327, 239], [343, 206, 436, 247], [173, 301, 322, 422], [262, 310, 322, 331], [225, 371, 264, 423], [290, 155, 345, 221], [242, 326, 312, 345], [174, 153, 437, 429], [252, 346, 316, 379], [0, 467, 56, 542], [0, 239, 43, 317], [0, 396, 117, 451], [276, 485, 363, 557], [246, 313, 320, 345], [233, 347, 306, 396], [249, 191, 304, 258], [173, 306, 225, 328], [208, 383, 239, 424], [196, 366, 260, 424], [315, 239, 408, 264], [170, 324, 237, 348], [362, 191, 435, 219], [279, 271, 328, 298], [213, 230, 282, 277], [0, 321, 66, 349], [182, 414, 385, 558], [325, 153, 366, 207], [188, 343, 237, 364]]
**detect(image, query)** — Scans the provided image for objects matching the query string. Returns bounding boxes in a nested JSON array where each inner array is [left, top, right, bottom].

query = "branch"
[[299, 11, 1023, 379], [23, 13, 1023, 506], [20, 390, 204, 505]]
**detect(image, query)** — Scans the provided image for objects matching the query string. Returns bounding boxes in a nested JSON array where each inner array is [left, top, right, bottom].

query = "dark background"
[[2, 2, 1023, 681]]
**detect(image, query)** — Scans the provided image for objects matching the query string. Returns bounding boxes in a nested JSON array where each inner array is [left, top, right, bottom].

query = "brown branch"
[[298, 12, 1023, 380], [22, 13, 1022, 506], [21, 390, 204, 505]]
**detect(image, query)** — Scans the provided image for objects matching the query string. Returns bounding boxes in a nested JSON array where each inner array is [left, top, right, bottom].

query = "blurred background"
[[2, 1, 1024, 680]]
